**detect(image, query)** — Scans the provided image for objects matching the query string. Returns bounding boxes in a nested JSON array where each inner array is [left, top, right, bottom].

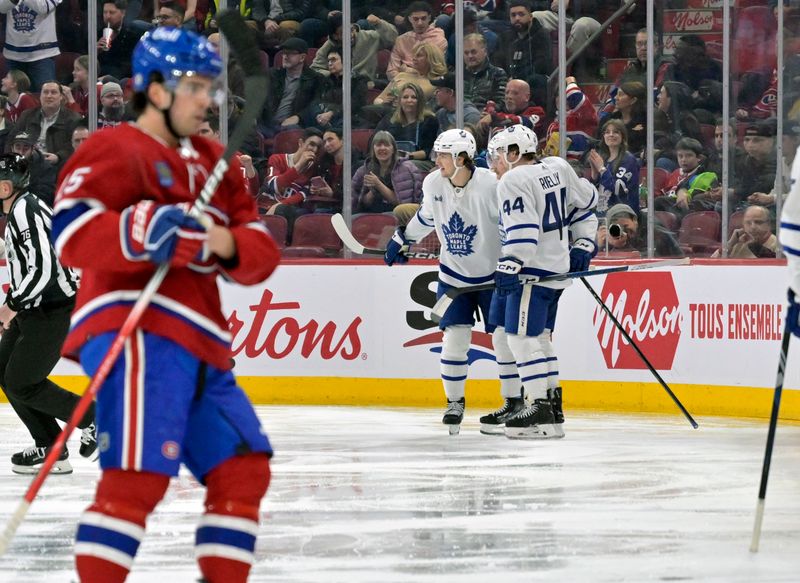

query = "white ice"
[[0, 404, 798, 582]]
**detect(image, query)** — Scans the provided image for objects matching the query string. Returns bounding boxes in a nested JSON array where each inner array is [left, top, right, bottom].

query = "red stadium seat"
[[655, 210, 679, 233], [678, 211, 721, 255], [55, 52, 80, 85], [286, 213, 343, 256], [699, 124, 716, 150], [271, 129, 305, 154], [728, 210, 745, 237], [352, 213, 397, 249], [261, 214, 288, 248], [376, 49, 391, 78], [272, 50, 284, 69], [258, 49, 269, 72], [351, 129, 374, 154]]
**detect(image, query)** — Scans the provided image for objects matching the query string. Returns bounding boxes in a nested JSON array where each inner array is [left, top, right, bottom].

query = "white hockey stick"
[[430, 257, 690, 322], [0, 10, 267, 556], [331, 213, 438, 259]]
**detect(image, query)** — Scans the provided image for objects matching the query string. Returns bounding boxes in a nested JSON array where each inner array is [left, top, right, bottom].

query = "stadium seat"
[[261, 214, 288, 248], [55, 51, 80, 85], [376, 49, 391, 78], [258, 49, 269, 72], [365, 87, 382, 105], [351, 129, 374, 154], [653, 167, 669, 195], [410, 230, 440, 257], [678, 211, 721, 255], [286, 213, 343, 256], [272, 129, 305, 154], [699, 124, 716, 150], [655, 210, 679, 233], [352, 213, 397, 249], [272, 50, 284, 69], [728, 209, 745, 237]]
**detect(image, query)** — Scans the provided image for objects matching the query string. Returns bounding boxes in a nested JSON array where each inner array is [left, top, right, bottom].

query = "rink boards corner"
[[11, 259, 800, 421]]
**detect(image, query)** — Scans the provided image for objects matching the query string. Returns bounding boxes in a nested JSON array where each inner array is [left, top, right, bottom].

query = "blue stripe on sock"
[[196, 526, 256, 552], [76, 524, 140, 557]]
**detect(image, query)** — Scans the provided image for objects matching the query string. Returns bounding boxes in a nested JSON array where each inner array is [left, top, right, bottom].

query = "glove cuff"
[[497, 256, 523, 274]]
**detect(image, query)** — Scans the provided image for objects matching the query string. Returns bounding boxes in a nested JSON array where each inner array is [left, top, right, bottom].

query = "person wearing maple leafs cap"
[[383, 129, 520, 436]]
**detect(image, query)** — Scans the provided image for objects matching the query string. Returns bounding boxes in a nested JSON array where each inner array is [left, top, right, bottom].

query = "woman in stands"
[[587, 119, 640, 217], [657, 80, 704, 148], [372, 42, 447, 108], [605, 81, 649, 159], [351, 130, 423, 224], [375, 82, 438, 172]]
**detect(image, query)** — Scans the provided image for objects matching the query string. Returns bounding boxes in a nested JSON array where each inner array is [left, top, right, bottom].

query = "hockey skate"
[[443, 397, 465, 435], [11, 445, 72, 475], [79, 423, 98, 460], [479, 397, 524, 435], [548, 387, 565, 438], [505, 398, 562, 440]]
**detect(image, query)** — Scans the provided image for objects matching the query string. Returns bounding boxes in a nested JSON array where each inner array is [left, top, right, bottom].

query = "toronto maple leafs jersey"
[[498, 156, 598, 289], [405, 167, 501, 288], [780, 144, 800, 295]]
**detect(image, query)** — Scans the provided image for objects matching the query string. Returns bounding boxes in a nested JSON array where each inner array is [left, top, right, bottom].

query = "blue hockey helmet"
[[132, 27, 223, 92]]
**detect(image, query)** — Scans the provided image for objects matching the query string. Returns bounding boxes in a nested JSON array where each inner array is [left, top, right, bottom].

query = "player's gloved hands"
[[569, 238, 597, 273], [495, 256, 524, 296], [384, 228, 410, 266], [123, 201, 209, 267], [787, 290, 800, 338]]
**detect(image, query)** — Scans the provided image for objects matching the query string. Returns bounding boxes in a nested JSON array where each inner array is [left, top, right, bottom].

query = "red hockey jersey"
[[53, 123, 281, 370]]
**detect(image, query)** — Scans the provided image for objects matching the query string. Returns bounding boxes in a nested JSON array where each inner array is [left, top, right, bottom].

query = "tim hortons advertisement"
[[44, 263, 799, 391]]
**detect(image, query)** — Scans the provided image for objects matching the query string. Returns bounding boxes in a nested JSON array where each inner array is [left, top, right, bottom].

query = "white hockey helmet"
[[487, 124, 538, 168], [433, 129, 477, 160]]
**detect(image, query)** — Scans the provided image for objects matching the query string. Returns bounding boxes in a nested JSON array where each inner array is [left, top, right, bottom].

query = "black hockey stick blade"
[[330, 213, 438, 259]]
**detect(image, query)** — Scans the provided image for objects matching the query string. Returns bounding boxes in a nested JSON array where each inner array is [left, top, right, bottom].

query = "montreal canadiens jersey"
[[405, 167, 501, 288], [498, 156, 598, 289], [52, 123, 281, 370]]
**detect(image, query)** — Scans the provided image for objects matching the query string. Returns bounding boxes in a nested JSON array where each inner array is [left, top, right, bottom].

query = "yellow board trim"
[[34, 375, 800, 421]]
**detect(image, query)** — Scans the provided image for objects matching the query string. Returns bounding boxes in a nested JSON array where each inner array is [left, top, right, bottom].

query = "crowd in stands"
[[0, 0, 797, 259]]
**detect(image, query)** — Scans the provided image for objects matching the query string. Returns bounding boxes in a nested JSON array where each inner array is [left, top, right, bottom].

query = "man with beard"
[[98, 81, 127, 129]]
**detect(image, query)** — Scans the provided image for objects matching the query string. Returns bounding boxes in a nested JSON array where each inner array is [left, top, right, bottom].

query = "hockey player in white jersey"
[[384, 129, 525, 435], [780, 143, 800, 337], [487, 124, 598, 439]]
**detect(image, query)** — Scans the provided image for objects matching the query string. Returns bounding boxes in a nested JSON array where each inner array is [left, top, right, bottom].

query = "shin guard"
[[197, 453, 271, 583]]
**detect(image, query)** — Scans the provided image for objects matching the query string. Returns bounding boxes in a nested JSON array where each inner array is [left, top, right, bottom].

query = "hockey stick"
[[750, 324, 791, 552], [580, 277, 698, 429], [0, 10, 266, 556], [430, 258, 690, 322], [330, 213, 439, 259]]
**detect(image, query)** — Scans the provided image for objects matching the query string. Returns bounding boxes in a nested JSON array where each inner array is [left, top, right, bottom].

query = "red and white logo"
[[594, 272, 681, 370]]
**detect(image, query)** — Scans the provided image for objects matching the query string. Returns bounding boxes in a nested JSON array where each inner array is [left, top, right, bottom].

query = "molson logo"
[[667, 10, 718, 32], [227, 289, 362, 359], [594, 272, 681, 370]]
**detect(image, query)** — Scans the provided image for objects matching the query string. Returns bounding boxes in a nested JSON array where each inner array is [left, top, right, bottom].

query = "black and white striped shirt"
[[4, 192, 78, 311]]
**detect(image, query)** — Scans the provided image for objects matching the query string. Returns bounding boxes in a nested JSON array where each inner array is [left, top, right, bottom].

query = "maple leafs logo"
[[442, 212, 477, 257], [12, 5, 38, 33]]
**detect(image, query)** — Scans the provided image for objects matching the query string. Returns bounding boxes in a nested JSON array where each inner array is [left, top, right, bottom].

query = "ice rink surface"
[[0, 404, 798, 582]]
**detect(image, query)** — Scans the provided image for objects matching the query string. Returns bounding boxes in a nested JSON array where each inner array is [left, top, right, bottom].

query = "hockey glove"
[[787, 290, 800, 338], [495, 256, 524, 296], [569, 238, 597, 273], [384, 228, 410, 266], [122, 201, 209, 267]]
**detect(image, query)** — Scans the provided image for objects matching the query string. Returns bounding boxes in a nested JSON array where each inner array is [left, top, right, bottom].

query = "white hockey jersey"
[[405, 167, 501, 288], [497, 156, 598, 289], [0, 0, 61, 63], [779, 145, 800, 294]]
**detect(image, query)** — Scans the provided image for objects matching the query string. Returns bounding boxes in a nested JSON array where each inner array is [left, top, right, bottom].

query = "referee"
[[0, 153, 96, 474]]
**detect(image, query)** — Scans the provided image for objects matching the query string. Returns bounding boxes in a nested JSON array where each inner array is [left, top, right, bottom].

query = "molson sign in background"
[[37, 262, 800, 419]]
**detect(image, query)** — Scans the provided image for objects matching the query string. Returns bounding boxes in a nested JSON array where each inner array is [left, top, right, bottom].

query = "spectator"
[[306, 50, 369, 131], [599, 202, 683, 258], [7, 129, 58, 206], [445, 7, 498, 68], [375, 82, 438, 172], [312, 127, 356, 214], [657, 137, 717, 214], [431, 73, 482, 134], [0, 0, 60, 92], [373, 42, 447, 107], [209, 90, 263, 158], [10, 80, 80, 172], [493, 0, 551, 102], [252, 0, 315, 48], [600, 28, 671, 122], [70, 122, 90, 152], [732, 119, 778, 211], [544, 76, 598, 162], [206, 32, 245, 97], [736, 69, 777, 122], [530, 0, 601, 54], [2, 71, 37, 126], [63, 56, 92, 117], [260, 127, 323, 232], [261, 37, 322, 135], [657, 81, 703, 146], [153, 0, 196, 30], [387, 1, 447, 81], [310, 12, 398, 83], [586, 119, 640, 217], [98, 0, 148, 81], [463, 33, 508, 110], [197, 114, 259, 196], [352, 130, 423, 215], [97, 82, 127, 129], [479, 78, 546, 138], [713, 205, 777, 259], [663, 34, 722, 92], [605, 81, 648, 159]]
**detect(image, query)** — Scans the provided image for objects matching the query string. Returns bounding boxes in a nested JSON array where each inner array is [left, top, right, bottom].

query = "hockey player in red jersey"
[[52, 27, 280, 583]]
